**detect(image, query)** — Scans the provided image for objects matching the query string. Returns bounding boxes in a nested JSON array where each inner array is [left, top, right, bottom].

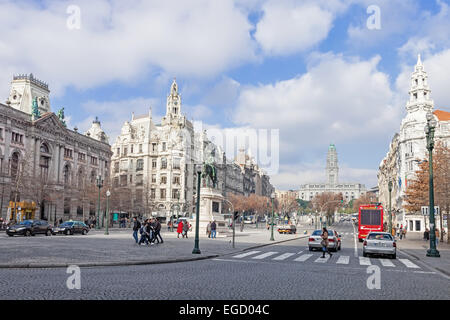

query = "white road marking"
[[352, 223, 358, 257], [336, 255, 350, 264], [252, 252, 278, 259], [272, 253, 296, 261], [379, 259, 395, 267], [233, 251, 261, 259], [399, 259, 420, 269], [315, 256, 330, 263], [297, 250, 304, 254], [294, 254, 313, 262], [359, 257, 371, 266]]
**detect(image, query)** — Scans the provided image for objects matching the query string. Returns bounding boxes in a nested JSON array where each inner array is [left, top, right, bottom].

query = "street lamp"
[[424, 111, 440, 257], [388, 180, 393, 235], [223, 198, 235, 248], [105, 190, 111, 235], [270, 192, 275, 241], [192, 164, 202, 254], [96, 174, 103, 230]]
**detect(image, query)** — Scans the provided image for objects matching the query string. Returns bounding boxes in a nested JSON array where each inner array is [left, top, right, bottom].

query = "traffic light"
[[233, 211, 240, 221]]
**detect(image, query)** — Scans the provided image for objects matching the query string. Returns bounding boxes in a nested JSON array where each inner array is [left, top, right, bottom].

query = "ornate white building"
[[111, 79, 274, 219], [299, 144, 366, 202], [378, 55, 450, 232], [0, 74, 112, 222]]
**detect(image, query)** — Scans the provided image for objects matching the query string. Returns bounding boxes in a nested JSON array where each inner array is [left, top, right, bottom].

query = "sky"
[[1, 0, 450, 190]]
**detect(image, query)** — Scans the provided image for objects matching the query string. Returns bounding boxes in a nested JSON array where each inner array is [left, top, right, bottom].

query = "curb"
[[397, 248, 450, 279], [0, 234, 308, 269]]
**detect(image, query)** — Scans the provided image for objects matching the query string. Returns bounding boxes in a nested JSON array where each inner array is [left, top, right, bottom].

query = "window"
[[120, 160, 128, 170], [64, 148, 73, 159], [120, 175, 127, 186], [117, 148, 120, 155], [136, 174, 143, 186], [160, 189, 166, 199], [131, 145, 134, 154], [77, 206, 83, 216], [63, 165, 70, 185], [78, 153, 86, 162], [162, 142, 166, 151], [172, 189, 180, 200], [160, 175, 167, 184], [11, 132, 23, 144], [152, 174, 156, 183], [139, 144, 143, 153], [123, 147, 127, 156], [136, 159, 144, 171], [114, 162, 119, 173], [415, 220, 421, 232], [173, 176, 180, 185], [40, 156, 50, 180], [161, 158, 167, 169], [113, 177, 119, 187], [152, 143, 157, 152], [152, 159, 157, 169], [151, 188, 156, 199], [0, 128, 3, 140], [173, 158, 181, 170], [130, 175, 132, 183], [90, 156, 98, 165]]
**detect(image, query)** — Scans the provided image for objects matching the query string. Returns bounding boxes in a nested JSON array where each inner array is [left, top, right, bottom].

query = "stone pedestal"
[[192, 187, 228, 237]]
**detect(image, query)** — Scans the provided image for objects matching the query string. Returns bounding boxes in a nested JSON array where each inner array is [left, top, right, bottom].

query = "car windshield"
[[60, 222, 74, 227], [312, 230, 334, 236], [367, 233, 392, 240], [19, 220, 33, 225]]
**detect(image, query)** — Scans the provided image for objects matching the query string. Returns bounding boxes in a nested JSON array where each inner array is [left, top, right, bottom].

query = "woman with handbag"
[[321, 227, 332, 258]]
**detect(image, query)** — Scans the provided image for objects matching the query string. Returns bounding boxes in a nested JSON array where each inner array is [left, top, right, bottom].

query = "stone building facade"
[[378, 55, 450, 232], [299, 144, 366, 202], [0, 74, 112, 223]]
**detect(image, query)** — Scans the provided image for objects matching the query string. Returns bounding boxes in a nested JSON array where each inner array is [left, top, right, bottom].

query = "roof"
[[434, 109, 450, 121]]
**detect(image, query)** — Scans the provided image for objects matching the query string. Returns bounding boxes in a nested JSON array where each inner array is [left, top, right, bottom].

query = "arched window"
[[40, 143, 50, 154], [63, 164, 71, 185], [10, 152, 19, 179], [40, 144, 51, 181]]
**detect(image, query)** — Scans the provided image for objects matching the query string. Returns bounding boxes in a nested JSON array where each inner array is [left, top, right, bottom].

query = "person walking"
[[154, 218, 163, 244], [402, 227, 407, 239], [206, 221, 212, 238], [320, 227, 332, 258], [177, 220, 184, 238], [138, 220, 149, 245], [435, 228, 440, 247], [423, 228, 430, 241], [211, 220, 217, 239], [132, 217, 141, 244], [182, 220, 190, 238]]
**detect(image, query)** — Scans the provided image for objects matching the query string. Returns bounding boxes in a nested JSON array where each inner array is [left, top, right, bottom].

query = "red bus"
[[358, 204, 384, 242]]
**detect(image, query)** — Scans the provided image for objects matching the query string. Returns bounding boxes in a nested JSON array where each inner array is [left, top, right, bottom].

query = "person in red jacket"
[[177, 220, 184, 238]]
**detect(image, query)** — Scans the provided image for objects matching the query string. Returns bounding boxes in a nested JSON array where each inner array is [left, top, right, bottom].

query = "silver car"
[[308, 229, 341, 252], [363, 232, 396, 259]]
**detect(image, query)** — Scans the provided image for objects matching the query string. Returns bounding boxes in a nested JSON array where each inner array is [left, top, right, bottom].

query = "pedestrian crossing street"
[[230, 250, 422, 270]]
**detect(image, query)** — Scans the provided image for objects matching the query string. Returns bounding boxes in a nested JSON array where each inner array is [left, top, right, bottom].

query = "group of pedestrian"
[[206, 220, 217, 238], [424, 228, 446, 247], [177, 219, 191, 238], [132, 217, 163, 246]]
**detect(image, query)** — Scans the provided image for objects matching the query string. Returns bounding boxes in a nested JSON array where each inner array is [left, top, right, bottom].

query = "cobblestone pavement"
[[0, 221, 448, 300], [0, 224, 309, 267]]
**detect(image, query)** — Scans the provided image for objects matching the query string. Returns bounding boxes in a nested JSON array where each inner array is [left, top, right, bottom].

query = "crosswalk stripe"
[[273, 253, 296, 261], [233, 251, 261, 258], [336, 256, 350, 264], [399, 259, 420, 269], [359, 257, 371, 266], [315, 256, 330, 263], [252, 252, 278, 259], [294, 254, 313, 262], [379, 259, 395, 267]]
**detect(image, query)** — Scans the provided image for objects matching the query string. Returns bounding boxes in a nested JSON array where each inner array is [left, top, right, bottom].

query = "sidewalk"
[[0, 225, 311, 268], [396, 232, 450, 277]]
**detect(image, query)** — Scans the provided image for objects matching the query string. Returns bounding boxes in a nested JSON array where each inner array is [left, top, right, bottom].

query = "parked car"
[[6, 220, 52, 237], [52, 221, 89, 235], [277, 225, 296, 234], [363, 232, 396, 259], [308, 229, 341, 252]]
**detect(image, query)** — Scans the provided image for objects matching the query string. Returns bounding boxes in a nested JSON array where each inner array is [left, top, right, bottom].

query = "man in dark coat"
[[153, 218, 163, 244]]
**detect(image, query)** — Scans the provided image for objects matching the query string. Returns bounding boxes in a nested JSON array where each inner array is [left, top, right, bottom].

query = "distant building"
[[299, 144, 366, 202]]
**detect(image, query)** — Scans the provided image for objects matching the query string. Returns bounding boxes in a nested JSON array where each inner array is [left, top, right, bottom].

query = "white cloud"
[[0, 0, 256, 98], [254, 0, 334, 55], [76, 97, 160, 143]]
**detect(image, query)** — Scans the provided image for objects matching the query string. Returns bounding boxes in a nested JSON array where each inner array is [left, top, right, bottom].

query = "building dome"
[[85, 116, 109, 143]]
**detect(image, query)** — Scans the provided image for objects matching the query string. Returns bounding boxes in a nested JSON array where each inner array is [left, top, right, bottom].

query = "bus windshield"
[[360, 209, 382, 226]]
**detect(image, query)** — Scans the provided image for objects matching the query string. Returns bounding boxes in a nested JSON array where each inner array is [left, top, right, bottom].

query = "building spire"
[[417, 53, 422, 66]]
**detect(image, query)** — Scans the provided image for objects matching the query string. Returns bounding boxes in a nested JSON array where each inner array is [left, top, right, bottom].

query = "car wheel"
[[82, 229, 87, 235], [8, 234, 14, 237], [65, 230, 70, 235], [363, 252, 367, 257], [25, 230, 31, 237], [46, 230, 52, 236], [338, 244, 341, 251]]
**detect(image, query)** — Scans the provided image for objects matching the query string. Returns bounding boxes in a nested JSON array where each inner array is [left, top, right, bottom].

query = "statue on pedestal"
[[202, 146, 217, 189]]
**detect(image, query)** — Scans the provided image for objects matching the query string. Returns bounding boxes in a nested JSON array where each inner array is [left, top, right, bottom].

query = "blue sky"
[[1, 0, 450, 190]]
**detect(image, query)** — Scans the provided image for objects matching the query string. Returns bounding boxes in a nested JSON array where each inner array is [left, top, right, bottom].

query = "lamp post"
[[105, 190, 110, 235], [388, 180, 393, 235], [96, 174, 103, 230], [424, 111, 440, 257], [270, 192, 275, 241], [192, 164, 202, 254]]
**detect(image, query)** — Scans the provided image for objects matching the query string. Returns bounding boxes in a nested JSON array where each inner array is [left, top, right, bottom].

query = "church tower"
[[406, 54, 434, 114], [326, 144, 339, 185], [7, 74, 51, 116], [162, 78, 184, 127]]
